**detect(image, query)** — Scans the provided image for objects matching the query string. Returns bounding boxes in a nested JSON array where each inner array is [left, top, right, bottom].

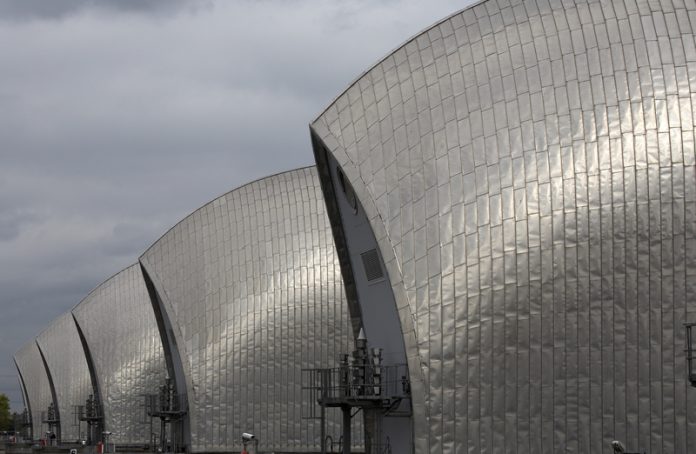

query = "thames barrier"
[[10, 0, 696, 453]]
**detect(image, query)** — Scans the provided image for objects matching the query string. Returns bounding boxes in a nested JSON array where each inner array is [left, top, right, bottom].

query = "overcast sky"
[[0, 0, 470, 411]]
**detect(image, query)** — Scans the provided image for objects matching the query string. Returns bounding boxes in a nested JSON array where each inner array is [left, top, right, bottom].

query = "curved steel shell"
[[36, 313, 93, 443], [14, 342, 53, 441], [72, 264, 167, 445], [140, 167, 357, 452], [311, 0, 696, 452]]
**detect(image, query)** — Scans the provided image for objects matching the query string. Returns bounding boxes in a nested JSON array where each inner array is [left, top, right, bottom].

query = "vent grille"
[[360, 249, 384, 281]]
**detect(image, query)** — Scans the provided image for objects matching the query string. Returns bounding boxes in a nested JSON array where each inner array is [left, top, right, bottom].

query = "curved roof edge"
[[71, 263, 140, 313], [139, 165, 317, 260], [34, 311, 76, 343], [26, 264, 142, 347], [311, 0, 485, 123], [67, 167, 318, 309]]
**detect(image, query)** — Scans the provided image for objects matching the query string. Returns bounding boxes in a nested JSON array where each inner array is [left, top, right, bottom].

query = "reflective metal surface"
[[140, 167, 358, 452], [72, 264, 167, 445], [311, 0, 696, 452], [14, 341, 55, 440], [36, 313, 93, 443]]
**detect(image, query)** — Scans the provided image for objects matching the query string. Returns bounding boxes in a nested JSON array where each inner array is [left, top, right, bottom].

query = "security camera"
[[102, 432, 112, 436], [241, 433, 255, 442], [611, 440, 625, 453]]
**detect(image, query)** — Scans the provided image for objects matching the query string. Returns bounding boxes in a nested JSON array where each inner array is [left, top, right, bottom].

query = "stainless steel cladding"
[[72, 264, 167, 445], [311, 0, 696, 452], [36, 313, 93, 443], [14, 341, 55, 440], [140, 167, 357, 453]]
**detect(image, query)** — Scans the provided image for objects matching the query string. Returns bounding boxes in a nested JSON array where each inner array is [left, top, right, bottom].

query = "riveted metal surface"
[[140, 167, 358, 453], [311, 0, 696, 452], [36, 313, 93, 443], [14, 342, 53, 441], [72, 264, 167, 445]]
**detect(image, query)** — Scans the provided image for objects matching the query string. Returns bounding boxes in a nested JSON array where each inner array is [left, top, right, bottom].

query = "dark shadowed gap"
[[311, 129, 414, 453], [13, 358, 33, 439], [71, 312, 105, 441], [140, 263, 190, 451], [36, 342, 61, 442]]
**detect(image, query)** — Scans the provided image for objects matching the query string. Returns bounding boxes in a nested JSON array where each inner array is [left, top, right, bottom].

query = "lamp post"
[[102, 431, 112, 454], [241, 433, 257, 454]]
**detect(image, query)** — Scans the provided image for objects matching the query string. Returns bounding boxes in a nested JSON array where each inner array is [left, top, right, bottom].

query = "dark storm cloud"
[[0, 0, 471, 411], [0, 0, 88, 20], [0, 0, 211, 21]]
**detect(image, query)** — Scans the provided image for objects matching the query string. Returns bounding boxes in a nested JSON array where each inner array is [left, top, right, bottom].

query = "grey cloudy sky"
[[0, 0, 468, 411]]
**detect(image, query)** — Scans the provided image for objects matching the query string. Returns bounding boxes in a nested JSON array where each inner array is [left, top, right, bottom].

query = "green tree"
[[0, 394, 11, 431]]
